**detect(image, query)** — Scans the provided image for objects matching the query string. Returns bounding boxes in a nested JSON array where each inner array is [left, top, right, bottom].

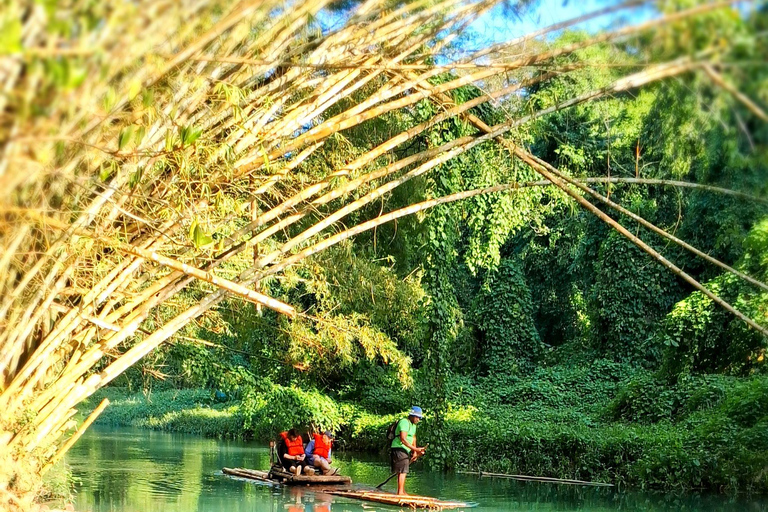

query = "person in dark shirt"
[[277, 428, 308, 475]]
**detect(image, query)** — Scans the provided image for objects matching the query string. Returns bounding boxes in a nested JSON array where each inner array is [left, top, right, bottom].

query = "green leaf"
[[194, 226, 213, 248], [134, 125, 146, 145], [189, 220, 213, 249], [103, 87, 117, 111], [99, 161, 116, 182], [128, 167, 143, 188], [142, 89, 154, 108], [179, 125, 202, 147], [118, 126, 133, 151], [0, 17, 22, 54]]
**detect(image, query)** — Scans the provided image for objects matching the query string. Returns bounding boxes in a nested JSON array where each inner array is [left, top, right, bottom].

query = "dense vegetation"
[[85, 6, 768, 494]]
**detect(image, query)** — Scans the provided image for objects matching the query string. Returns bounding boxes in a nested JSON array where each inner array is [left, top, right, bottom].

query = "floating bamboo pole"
[[459, 470, 614, 487]]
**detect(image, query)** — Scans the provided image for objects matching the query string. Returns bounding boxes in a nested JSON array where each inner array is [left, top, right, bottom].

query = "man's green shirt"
[[391, 418, 417, 453]]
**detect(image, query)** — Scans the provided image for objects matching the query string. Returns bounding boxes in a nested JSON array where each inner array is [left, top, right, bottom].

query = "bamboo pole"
[[703, 64, 768, 122], [459, 470, 614, 487], [523, 152, 768, 294], [506, 142, 768, 338], [120, 245, 295, 317], [40, 398, 110, 474]]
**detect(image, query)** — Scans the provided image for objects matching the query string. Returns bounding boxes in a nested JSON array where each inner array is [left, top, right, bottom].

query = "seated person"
[[305, 430, 337, 475], [277, 429, 310, 475]]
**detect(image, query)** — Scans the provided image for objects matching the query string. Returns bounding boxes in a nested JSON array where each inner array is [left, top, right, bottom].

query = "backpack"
[[386, 420, 399, 441]]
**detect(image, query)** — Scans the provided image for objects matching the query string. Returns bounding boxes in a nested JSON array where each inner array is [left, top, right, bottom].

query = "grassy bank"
[[82, 362, 768, 493]]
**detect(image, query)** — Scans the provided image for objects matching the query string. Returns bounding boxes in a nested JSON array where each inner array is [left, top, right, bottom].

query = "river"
[[66, 426, 766, 512]]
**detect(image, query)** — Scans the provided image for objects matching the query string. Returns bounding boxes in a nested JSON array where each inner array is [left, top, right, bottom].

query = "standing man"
[[390, 406, 426, 495]]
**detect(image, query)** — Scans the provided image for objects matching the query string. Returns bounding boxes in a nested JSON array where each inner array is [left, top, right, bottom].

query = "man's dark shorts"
[[390, 448, 410, 474]]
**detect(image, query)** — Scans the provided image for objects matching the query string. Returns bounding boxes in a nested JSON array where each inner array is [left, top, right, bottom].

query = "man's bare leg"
[[396, 472, 407, 495], [314, 457, 332, 475]]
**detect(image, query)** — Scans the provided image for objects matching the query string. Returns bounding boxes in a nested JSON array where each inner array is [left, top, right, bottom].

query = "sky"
[[317, 0, 658, 62], [465, 0, 655, 48]]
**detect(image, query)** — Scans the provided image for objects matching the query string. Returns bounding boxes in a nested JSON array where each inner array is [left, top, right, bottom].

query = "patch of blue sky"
[[313, 1, 658, 66], [452, 0, 656, 59]]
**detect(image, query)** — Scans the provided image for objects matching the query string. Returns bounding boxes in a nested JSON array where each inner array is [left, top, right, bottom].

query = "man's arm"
[[399, 429, 425, 454]]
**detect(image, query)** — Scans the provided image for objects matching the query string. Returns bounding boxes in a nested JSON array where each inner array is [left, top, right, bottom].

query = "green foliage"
[[588, 230, 683, 361], [241, 385, 343, 439], [658, 219, 768, 376], [472, 259, 543, 372], [89, 388, 243, 438]]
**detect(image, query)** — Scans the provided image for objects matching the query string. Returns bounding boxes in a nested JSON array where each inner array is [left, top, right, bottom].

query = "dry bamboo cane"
[[229, 29, 468, 196], [506, 143, 768, 338], [22, 210, 298, 421], [234, 0, 738, 176], [232, 3, 480, 170], [120, 245, 295, 316], [524, 152, 768, 294], [256, 58, 698, 275], [703, 64, 768, 122], [40, 398, 110, 474], [575, 177, 768, 204]]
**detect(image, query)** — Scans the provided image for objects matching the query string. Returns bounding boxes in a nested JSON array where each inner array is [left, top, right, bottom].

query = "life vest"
[[280, 432, 304, 456], [313, 433, 332, 459]]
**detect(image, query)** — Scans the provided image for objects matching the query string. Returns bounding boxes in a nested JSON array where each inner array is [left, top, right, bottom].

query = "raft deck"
[[328, 490, 473, 510], [222, 467, 472, 509], [222, 467, 352, 485]]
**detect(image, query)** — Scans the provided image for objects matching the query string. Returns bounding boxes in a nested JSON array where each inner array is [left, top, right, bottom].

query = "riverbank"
[[81, 362, 768, 494]]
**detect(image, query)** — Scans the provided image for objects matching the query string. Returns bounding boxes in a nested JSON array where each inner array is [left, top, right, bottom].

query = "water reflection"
[[66, 426, 767, 512]]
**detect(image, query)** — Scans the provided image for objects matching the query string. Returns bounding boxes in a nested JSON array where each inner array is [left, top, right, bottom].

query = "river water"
[[67, 426, 766, 512]]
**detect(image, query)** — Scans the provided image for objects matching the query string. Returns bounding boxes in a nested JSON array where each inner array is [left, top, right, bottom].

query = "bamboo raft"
[[327, 490, 473, 510], [222, 467, 472, 508], [222, 467, 352, 485]]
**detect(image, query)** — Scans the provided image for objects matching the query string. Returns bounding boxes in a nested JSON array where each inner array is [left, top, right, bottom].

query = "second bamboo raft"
[[327, 489, 473, 509]]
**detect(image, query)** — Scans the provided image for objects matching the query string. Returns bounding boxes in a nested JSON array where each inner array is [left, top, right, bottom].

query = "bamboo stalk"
[[524, 152, 768, 294], [506, 142, 768, 338], [459, 470, 613, 487], [120, 245, 295, 317], [40, 398, 110, 474], [703, 64, 768, 122]]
